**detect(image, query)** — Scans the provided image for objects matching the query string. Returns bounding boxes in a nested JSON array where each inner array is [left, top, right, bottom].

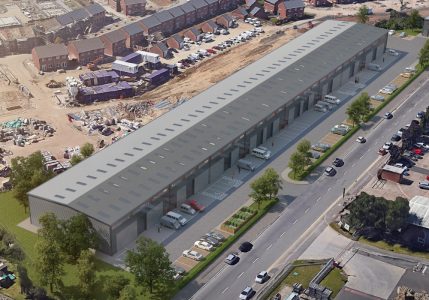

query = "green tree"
[[80, 142, 95, 158], [356, 5, 369, 24], [250, 175, 270, 209], [348, 192, 389, 231], [103, 274, 130, 300], [419, 40, 429, 68], [38, 213, 63, 241], [386, 197, 410, 232], [125, 236, 174, 294], [346, 101, 361, 126], [262, 168, 282, 200], [61, 214, 98, 262], [70, 154, 84, 166], [118, 285, 137, 300], [10, 151, 54, 211], [346, 92, 372, 126], [297, 139, 311, 159], [77, 250, 96, 298], [35, 238, 64, 292], [288, 152, 306, 179], [407, 9, 422, 28]]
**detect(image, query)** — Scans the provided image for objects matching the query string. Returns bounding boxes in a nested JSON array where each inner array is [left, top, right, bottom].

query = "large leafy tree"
[[118, 285, 138, 300], [125, 237, 174, 294], [103, 274, 130, 300], [250, 168, 282, 208], [356, 5, 369, 24], [407, 9, 422, 28], [77, 250, 96, 298], [10, 151, 54, 211], [35, 237, 64, 292], [419, 40, 429, 68], [288, 152, 307, 179], [386, 197, 410, 232], [346, 92, 372, 126], [297, 139, 312, 162], [61, 214, 99, 262]]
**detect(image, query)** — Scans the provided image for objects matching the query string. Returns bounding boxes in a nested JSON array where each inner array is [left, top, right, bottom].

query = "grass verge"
[[329, 222, 354, 239], [176, 198, 278, 291], [283, 265, 321, 288], [320, 268, 347, 298], [401, 28, 422, 36], [359, 237, 429, 260]]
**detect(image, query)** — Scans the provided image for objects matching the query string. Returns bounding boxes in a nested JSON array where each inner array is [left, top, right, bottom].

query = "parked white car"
[[194, 240, 214, 251], [183, 250, 203, 261], [388, 29, 395, 36]]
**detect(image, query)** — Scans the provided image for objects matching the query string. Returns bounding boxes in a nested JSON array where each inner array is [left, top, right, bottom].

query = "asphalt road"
[[175, 36, 428, 300]]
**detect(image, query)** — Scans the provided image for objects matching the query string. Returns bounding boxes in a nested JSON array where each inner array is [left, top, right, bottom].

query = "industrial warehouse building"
[[28, 21, 387, 255]]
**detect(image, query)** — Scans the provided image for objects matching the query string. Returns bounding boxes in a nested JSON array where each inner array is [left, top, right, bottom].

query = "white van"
[[251, 146, 271, 160], [160, 216, 180, 230], [314, 103, 327, 112], [324, 95, 340, 105], [388, 49, 399, 56], [180, 203, 196, 215], [166, 211, 188, 226], [237, 159, 256, 171]]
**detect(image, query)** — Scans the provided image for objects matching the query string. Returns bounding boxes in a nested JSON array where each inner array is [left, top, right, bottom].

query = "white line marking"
[[305, 208, 310, 214], [359, 155, 364, 160], [253, 257, 260, 264], [222, 287, 229, 294], [293, 219, 298, 224], [344, 171, 347, 175], [327, 187, 332, 191], [280, 231, 286, 238], [238, 272, 244, 278], [267, 244, 272, 250], [316, 196, 321, 202], [352, 163, 356, 167]]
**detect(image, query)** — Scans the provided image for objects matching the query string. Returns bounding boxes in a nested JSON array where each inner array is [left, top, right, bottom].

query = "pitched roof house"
[[167, 34, 184, 49], [201, 20, 219, 32], [32, 44, 68, 71], [100, 29, 127, 56], [180, 2, 197, 26], [277, 0, 305, 19], [140, 15, 162, 35], [184, 27, 203, 41], [168, 6, 186, 32], [155, 10, 175, 36], [120, 22, 146, 48], [149, 42, 170, 58], [68, 37, 105, 64]]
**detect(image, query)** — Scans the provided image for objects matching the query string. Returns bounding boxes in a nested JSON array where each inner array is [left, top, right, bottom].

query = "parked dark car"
[[391, 134, 401, 142], [333, 158, 344, 167], [239, 241, 253, 252]]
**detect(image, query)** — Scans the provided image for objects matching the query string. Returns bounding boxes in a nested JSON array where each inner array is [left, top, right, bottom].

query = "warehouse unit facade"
[[28, 21, 387, 255]]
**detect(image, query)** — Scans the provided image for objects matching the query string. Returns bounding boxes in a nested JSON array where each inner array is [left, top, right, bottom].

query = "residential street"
[[173, 36, 427, 300]]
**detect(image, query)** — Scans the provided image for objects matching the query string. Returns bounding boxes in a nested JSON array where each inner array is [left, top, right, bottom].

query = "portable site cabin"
[[136, 50, 161, 69], [145, 68, 170, 85], [112, 60, 139, 76]]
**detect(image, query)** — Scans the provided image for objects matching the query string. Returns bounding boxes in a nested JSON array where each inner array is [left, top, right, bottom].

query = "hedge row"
[[293, 66, 425, 181], [175, 198, 278, 291]]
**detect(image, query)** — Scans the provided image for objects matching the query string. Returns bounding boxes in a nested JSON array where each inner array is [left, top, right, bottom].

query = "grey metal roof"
[[187, 27, 201, 36], [204, 20, 218, 28], [69, 7, 90, 22], [33, 44, 68, 59], [84, 3, 105, 16], [70, 37, 104, 53], [283, 0, 304, 9], [249, 6, 261, 15], [189, 0, 208, 9], [123, 0, 146, 4], [102, 29, 126, 43], [155, 10, 174, 23], [156, 41, 168, 52], [140, 15, 161, 29], [56, 14, 73, 26], [28, 21, 387, 226], [180, 2, 196, 13], [219, 13, 234, 21], [204, 0, 218, 5], [168, 6, 185, 18], [170, 33, 183, 43], [409, 196, 429, 229], [246, 0, 257, 7], [235, 7, 248, 15], [121, 22, 144, 36]]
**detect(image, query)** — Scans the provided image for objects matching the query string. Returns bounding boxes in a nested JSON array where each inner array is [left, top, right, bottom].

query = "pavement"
[[299, 227, 350, 260], [171, 35, 428, 300]]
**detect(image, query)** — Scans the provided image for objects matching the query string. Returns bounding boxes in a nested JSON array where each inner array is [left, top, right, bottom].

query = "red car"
[[412, 148, 423, 155], [186, 199, 205, 212], [207, 49, 217, 54], [378, 148, 387, 156]]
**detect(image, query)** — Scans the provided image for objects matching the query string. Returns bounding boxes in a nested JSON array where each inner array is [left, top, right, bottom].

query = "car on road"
[[333, 158, 344, 167], [391, 134, 401, 142], [239, 287, 255, 300], [255, 271, 269, 283], [356, 136, 366, 143], [186, 199, 205, 212], [239, 241, 253, 252], [200, 236, 220, 246], [383, 142, 393, 150], [194, 240, 214, 251], [225, 252, 239, 265], [378, 148, 387, 156], [370, 94, 385, 102], [419, 181, 429, 190], [183, 250, 203, 261], [384, 112, 393, 119], [324, 167, 336, 176], [417, 111, 425, 119], [206, 231, 225, 241]]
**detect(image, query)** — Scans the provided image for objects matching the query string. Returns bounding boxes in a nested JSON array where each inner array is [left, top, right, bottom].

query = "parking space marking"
[[293, 219, 298, 224], [280, 231, 286, 238], [238, 272, 244, 278], [305, 208, 310, 214], [221, 287, 229, 294], [344, 171, 348, 175], [359, 155, 365, 160], [267, 244, 272, 250], [253, 258, 260, 264], [327, 187, 332, 191], [316, 196, 321, 202]]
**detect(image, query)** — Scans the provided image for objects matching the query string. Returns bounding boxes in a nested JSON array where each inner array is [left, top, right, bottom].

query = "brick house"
[[277, 0, 305, 20], [201, 20, 219, 32], [155, 10, 175, 36], [85, 3, 106, 25], [167, 6, 186, 33], [245, 0, 257, 9], [189, 0, 210, 22], [122, 0, 146, 16], [149, 42, 170, 58], [249, 6, 267, 18], [68, 37, 105, 64], [32, 44, 68, 72], [120, 22, 146, 49], [167, 34, 184, 49], [232, 6, 248, 19], [100, 29, 127, 56], [140, 15, 163, 35], [180, 2, 197, 26], [184, 27, 203, 41], [264, 0, 280, 14], [306, 0, 330, 6], [216, 14, 235, 28], [204, 0, 220, 16]]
